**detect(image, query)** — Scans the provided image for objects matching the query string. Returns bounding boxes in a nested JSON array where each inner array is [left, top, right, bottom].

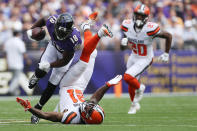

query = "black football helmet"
[[54, 13, 74, 40]]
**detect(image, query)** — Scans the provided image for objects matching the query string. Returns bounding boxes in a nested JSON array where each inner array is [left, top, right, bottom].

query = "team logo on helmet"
[[80, 101, 105, 124]]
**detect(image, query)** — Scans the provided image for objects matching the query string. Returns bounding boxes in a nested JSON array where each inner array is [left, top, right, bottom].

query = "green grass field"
[[0, 95, 197, 131]]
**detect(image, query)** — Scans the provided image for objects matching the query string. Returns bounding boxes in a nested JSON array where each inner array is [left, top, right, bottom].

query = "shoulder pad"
[[120, 19, 132, 32], [146, 22, 160, 36]]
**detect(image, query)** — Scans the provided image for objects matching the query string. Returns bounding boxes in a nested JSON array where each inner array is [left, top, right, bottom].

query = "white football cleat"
[[98, 24, 113, 38], [80, 12, 98, 31], [135, 84, 146, 102], [128, 103, 140, 114]]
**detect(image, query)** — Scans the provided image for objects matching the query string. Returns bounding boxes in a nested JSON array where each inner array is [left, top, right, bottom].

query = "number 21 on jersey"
[[129, 42, 147, 56], [67, 89, 85, 103]]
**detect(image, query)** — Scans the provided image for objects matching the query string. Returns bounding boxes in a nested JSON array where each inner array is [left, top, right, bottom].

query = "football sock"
[[80, 32, 100, 63], [36, 82, 57, 109], [124, 74, 140, 102], [128, 85, 136, 102], [84, 30, 92, 46], [124, 74, 140, 89], [35, 68, 47, 78]]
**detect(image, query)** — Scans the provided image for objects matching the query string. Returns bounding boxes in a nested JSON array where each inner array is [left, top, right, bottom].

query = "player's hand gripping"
[[106, 75, 122, 87], [16, 97, 32, 111], [158, 52, 169, 63], [38, 61, 51, 72]]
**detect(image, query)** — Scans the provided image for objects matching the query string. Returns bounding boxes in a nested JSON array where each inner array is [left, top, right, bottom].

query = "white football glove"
[[121, 38, 128, 46], [26, 29, 36, 41], [106, 75, 122, 87], [158, 52, 169, 63], [38, 61, 50, 72]]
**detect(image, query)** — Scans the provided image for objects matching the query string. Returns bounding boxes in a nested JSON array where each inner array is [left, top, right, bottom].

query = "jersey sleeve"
[[146, 22, 161, 37], [120, 19, 131, 32], [61, 110, 79, 124], [46, 14, 58, 27]]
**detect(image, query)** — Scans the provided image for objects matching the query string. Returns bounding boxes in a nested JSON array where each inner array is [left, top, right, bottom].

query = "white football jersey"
[[60, 87, 85, 124], [59, 50, 97, 124], [121, 19, 160, 58]]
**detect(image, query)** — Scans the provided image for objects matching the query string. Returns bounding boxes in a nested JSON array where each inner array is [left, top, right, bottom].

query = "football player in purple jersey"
[[27, 13, 82, 124]]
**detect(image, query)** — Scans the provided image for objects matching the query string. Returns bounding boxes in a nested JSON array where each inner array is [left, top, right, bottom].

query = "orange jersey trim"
[[120, 25, 128, 32], [147, 26, 160, 36], [64, 112, 77, 124]]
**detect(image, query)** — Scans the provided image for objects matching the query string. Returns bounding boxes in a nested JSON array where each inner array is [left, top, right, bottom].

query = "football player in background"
[[17, 20, 120, 124], [120, 4, 172, 114], [26, 12, 82, 123]]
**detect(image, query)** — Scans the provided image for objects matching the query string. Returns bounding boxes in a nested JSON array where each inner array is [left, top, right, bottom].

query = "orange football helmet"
[[133, 4, 150, 28], [80, 101, 105, 124]]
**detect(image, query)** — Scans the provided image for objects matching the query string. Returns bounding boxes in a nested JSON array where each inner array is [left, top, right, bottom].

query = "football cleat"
[[16, 97, 32, 111], [80, 12, 98, 31], [28, 74, 40, 89], [88, 12, 98, 22], [98, 24, 113, 38], [128, 103, 140, 114], [31, 115, 40, 124], [106, 75, 122, 87]]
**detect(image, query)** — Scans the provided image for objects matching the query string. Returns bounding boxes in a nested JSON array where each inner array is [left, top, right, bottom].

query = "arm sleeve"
[[61, 110, 80, 124], [146, 23, 161, 37]]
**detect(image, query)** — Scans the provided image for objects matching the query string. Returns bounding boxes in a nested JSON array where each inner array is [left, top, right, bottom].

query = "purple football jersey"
[[46, 14, 82, 53]]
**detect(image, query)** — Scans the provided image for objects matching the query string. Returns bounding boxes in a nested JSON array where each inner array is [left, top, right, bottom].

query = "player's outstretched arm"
[[154, 31, 172, 53], [154, 31, 172, 63], [28, 108, 63, 122], [16, 97, 63, 122], [89, 75, 122, 104]]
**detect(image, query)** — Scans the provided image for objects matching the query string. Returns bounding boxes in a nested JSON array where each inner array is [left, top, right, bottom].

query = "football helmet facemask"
[[54, 13, 73, 41], [80, 101, 105, 124], [133, 4, 150, 28]]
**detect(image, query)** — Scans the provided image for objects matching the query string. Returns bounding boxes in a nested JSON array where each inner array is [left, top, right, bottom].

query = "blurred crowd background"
[[0, 0, 197, 51]]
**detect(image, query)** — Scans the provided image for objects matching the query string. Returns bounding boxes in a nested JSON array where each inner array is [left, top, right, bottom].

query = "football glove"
[[16, 97, 32, 111], [38, 61, 50, 72], [27, 29, 36, 41], [121, 38, 128, 46], [158, 52, 169, 63], [106, 75, 122, 87]]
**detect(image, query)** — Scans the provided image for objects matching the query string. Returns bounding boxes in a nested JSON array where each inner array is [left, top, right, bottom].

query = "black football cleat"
[[31, 115, 40, 124], [29, 74, 39, 89]]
